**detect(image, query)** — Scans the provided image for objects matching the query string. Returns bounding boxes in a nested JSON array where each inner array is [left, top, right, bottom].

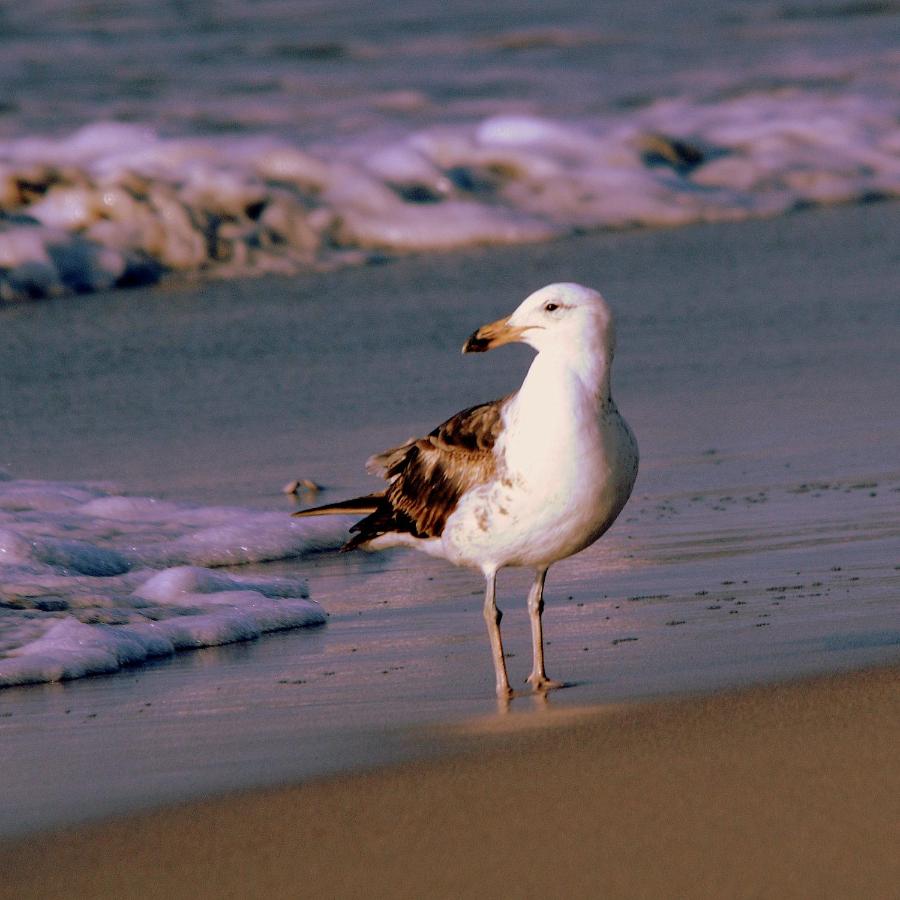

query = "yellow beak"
[[462, 316, 532, 353]]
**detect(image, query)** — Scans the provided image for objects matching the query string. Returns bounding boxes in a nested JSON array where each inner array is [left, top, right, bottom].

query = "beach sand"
[[0, 201, 898, 891], [2, 663, 898, 899]]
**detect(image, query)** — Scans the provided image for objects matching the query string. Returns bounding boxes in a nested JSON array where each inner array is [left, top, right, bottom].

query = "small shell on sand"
[[283, 479, 322, 495]]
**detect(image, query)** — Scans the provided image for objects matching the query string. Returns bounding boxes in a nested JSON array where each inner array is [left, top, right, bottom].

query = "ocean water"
[[1, 0, 898, 300]]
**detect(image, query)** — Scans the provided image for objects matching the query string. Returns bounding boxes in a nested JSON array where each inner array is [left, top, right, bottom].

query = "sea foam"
[[0, 478, 348, 687], [1, 90, 897, 302]]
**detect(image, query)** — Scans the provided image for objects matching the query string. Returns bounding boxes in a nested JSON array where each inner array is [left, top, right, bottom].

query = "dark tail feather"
[[291, 493, 383, 518]]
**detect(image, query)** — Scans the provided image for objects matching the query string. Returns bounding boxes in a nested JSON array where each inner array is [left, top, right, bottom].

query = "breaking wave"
[[2, 89, 897, 302]]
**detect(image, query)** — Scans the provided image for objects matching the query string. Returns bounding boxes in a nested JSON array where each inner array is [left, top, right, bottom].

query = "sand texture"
[[2, 664, 898, 899]]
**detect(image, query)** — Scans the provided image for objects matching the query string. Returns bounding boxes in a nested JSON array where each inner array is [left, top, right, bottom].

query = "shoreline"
[[3, 662, 898, 899]]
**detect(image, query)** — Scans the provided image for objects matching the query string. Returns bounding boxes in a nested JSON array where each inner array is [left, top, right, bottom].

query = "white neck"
[[502, 341, 613, 481], [519, 340, 612, 409]]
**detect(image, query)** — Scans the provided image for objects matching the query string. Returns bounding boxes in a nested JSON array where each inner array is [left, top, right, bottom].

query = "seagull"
[[294, 282, 639, 698]]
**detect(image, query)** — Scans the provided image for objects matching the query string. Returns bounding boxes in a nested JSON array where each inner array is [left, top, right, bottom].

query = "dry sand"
[[2, 663, 898, 899]]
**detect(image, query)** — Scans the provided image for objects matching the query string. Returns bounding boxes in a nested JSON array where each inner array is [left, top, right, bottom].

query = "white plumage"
[[296, 283, 639, 698]]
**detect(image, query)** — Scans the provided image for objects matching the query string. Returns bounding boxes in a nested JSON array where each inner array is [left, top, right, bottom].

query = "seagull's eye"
[[544, 303, 559, 312]]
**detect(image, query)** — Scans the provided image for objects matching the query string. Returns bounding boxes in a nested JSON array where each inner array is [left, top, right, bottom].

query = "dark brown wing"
[[345, 397, 508, 550]]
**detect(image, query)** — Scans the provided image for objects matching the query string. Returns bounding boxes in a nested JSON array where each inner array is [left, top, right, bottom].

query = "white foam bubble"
[[0, 529, 34, 565], [1, 92, 897, 302], [0, 478, 342, 687], [134, 566, 309, 604], [137, 514, 346, 568], [78, 496, 190, 521], [31, 538, 132, 577], [0, 618, 173, 686]]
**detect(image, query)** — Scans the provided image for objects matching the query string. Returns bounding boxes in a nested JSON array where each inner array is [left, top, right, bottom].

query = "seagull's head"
[[463, 282, 615, 357]]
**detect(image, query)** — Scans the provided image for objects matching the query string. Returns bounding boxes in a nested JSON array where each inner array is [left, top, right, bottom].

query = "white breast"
[[442, 359, 638, 571]]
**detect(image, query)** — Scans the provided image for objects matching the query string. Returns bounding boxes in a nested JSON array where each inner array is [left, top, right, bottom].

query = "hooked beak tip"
[[461, 315, 522, 354], [462, 331, 491, 354]]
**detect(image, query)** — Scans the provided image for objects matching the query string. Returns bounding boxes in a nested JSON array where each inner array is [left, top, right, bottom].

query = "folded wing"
[[295, 397, 508, 550]]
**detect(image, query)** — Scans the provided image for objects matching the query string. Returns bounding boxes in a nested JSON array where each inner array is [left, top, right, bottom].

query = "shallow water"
[[1, 2, 898, 298]]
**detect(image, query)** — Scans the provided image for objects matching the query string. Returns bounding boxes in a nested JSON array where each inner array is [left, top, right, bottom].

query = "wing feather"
[[346, 397, 508, 549]]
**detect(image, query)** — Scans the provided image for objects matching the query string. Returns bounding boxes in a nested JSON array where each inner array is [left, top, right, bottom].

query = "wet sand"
[[0, 202, 899, 868], [2, 663, 898, 899]]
